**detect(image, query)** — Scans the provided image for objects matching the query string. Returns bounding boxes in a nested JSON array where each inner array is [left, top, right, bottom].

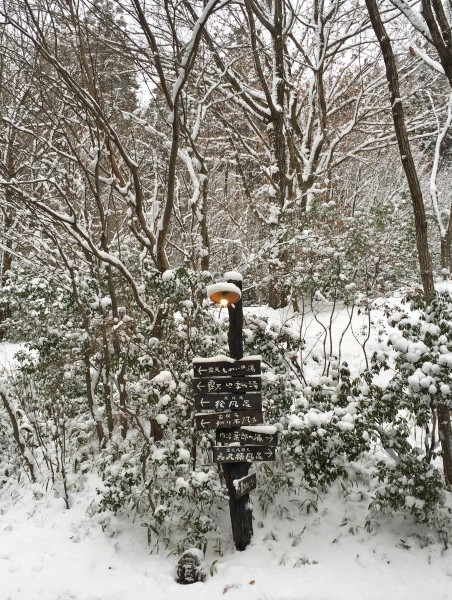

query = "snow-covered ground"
[[2, 475, 452, 600], [0, 342, 24, 371], [245, 298, 389, 376], [2, 299, 452, 600]]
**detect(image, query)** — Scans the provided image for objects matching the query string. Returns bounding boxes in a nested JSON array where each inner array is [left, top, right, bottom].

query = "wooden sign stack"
[[193, 355, 276, 496]]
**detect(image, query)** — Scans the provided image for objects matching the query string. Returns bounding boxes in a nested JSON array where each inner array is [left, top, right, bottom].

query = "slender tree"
[[366, 0, 452, 485]]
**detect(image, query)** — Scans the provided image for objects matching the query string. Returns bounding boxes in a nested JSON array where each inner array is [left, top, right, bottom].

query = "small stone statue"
[[176, 548, 207, 585]]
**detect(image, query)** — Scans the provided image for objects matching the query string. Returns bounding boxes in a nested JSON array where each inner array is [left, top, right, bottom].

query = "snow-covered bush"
[[356, 292, 452, 541], [94, 268, 230, 551], [280, 362, 370, 489], [2, 249, 452, 549], [242, 315, 371, 502], [264, 197, 419, 309], [368, 453, 450, 544], [0, 261, 232, 551]]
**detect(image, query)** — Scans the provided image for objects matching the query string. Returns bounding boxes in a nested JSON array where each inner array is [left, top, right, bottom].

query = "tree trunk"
[[365, 0, 435, 303], [437, 403, 452, 485], [1, 390, 36, 482], [0, 199, 14, 340], [440, 235, 452, 276], [367, 0, 452, 484]]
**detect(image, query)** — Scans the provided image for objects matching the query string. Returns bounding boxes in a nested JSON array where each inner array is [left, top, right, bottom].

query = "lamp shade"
[[206, 282, 242, 306]]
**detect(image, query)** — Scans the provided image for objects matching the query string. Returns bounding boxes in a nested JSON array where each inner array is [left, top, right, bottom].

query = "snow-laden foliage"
[[1, 254, 452, 550], [383, 292, 452, 420], [0, 263, 231, 551], [280, 362, 370, 489], [275, 197, 418, 307], [353, 292, 452, 541]]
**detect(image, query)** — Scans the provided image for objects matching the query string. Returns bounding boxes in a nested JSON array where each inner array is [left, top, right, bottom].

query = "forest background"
[[2, 0, 452, 561]]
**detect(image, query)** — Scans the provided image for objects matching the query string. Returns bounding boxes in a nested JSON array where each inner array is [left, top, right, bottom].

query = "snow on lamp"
[[206, 282, 242, 307]]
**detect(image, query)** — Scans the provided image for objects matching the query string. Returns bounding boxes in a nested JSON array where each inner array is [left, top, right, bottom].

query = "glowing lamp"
[[206, 282, 242, 307]]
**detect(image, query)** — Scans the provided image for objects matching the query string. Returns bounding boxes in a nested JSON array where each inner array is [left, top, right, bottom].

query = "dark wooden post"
[[223, 276, 253, 551]]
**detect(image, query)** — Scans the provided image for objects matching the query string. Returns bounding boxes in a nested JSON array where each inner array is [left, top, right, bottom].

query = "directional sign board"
[[233, 473, 257, 499], [213, 445, 276, 463], [194, 393, 262, 412], [216, 428, 277, 447], [194, 377, 261, 395], [193, 358, 261, 379], [195, 409, 263, 431]]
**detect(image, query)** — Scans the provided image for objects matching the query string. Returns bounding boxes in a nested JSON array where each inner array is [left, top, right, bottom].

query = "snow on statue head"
[[176, 548, 206, 585]]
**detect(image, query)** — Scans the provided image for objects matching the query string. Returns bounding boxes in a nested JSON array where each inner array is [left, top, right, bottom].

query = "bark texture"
[[366, 0, 435, 302]]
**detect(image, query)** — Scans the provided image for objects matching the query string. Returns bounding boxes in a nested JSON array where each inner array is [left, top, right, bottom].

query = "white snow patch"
[[155, 414, 168, 426], [193, 355, 261, 364], [240, 425, 277, 435], [162, 270, 175, 281], [223, 270, 243, 282], [206, 282, 242, 299]]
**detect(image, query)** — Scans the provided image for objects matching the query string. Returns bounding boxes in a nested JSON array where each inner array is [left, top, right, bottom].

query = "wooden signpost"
[[216, 428, 278, 446], [195, 409, 263, 431], [233, 473, 257, 499], [194, 393, 262, 412], [194, 376, 261, 394], [193, 274, 277, 552], [193, 359, 261, 379], [213, 445, 276, 463]]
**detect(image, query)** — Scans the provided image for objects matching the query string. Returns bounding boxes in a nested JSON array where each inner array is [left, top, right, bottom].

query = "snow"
[[162, 270, 175, 281], [193, 355, 261, 364], [181, 547, 205, 562], [176, 477, 190, 490], [192, 471, 209, 483], [0, 342, 24, 370], [156, 414, 169, 425], [152, 371, 174, 385], [206, 282, 242, 299], [178, 448, 191, 463], [389, 0, 432, 40], [151, 448, 166, 461], [194, 354, 235, 364], [100, 296, 111, 310], [224, 271, 243, 282], [3, 294, 452, 599], [2, 476, 452, 600], [240, 425, 277, 435]]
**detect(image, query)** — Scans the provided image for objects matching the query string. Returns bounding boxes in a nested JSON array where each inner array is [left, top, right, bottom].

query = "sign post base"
[[223, 462, 253, 551]]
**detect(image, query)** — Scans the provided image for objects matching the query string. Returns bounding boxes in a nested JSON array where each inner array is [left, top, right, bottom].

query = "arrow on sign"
[[194, 377, 261, 394], [194, 393, 262, 412], [216, 428, 277, 446], [212, 445, 276, 463], [193, 359, 261, 379], [195, 409, 263, 431]]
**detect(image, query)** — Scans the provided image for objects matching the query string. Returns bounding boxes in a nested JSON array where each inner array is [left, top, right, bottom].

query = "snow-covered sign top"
[[241, 425, 277, 435], [193, 354, 261, 364], [206, 282, 242, 299], [224, 271, 243, 282]]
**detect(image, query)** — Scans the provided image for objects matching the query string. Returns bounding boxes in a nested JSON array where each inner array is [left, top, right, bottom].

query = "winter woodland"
[[2, 0, 452, 596]]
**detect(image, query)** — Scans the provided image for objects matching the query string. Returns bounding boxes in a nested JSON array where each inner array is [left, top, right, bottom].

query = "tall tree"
[[366, 0, 452, 485], [390, 0, 452, 272], [365, 0, 434, 301]]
